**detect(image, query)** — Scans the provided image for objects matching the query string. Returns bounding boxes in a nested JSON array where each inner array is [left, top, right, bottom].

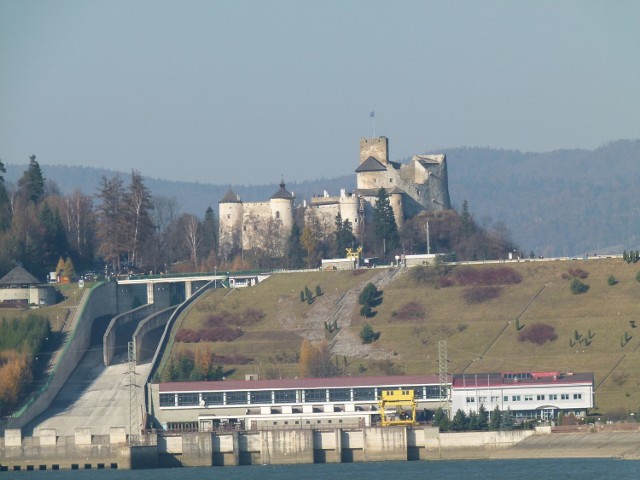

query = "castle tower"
[[360, 137, 388, 165], [218, 188, 243, 258], [269, 180, 295, 232]]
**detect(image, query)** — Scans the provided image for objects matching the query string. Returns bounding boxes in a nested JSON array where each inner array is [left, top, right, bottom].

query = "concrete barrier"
[[7, 283, 118, 430], [132, 306, 177, 363]]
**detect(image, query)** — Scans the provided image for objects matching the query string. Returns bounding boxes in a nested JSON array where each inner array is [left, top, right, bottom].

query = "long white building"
[[450, 371, 594, 421], [148, 370, 594, 432]]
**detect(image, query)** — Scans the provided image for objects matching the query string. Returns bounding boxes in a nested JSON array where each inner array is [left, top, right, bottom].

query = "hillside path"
[[280, 267, 406, 360]]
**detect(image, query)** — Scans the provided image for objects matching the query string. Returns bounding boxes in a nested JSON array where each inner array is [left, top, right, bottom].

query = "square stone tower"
[[360, 137, 388, 165]]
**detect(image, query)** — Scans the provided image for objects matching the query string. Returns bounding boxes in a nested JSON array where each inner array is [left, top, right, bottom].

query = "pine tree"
[[335, 212, 356, 257], [489, 405, 501, 431], [17, 155, 45, 204], [500, 408, 515, 431], [373, 188, 399, 255], [287, 223, 305, 269], [0, 158, 11, 232], [460, 199, 475, 238], [201, 206, 217, 263], [451, 409, 469, 431], [433, 407, 450, 431], [477, 404, 489, 431]]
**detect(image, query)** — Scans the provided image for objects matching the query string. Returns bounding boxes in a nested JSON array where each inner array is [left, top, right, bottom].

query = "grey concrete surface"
[[24, 349, 151, 437]]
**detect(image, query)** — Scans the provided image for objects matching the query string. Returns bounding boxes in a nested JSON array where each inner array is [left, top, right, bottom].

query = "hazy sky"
[[1, 0, 638, 185]]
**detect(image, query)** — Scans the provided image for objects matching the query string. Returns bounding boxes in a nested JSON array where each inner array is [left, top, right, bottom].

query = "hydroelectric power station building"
[[149, 371, 593, 432]]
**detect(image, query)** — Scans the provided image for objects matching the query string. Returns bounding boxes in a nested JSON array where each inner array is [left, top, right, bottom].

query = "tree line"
[[0, 156, 516, 280]]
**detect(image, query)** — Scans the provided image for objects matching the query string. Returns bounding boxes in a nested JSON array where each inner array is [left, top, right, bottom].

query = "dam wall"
[[2, 425, 544, 471]]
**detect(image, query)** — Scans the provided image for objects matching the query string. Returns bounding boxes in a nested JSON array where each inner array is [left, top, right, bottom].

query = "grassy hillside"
[[164, 258, 640, 416]]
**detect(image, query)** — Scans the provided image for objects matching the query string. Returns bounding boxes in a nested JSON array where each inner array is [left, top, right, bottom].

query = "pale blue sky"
[[1, 0, 638, 184]]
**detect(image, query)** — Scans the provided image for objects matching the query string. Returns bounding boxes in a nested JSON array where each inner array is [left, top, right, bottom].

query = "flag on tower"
[[370, 111, 375, 118]]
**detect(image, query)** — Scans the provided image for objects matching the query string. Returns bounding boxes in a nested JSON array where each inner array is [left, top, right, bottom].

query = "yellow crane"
[[378, 389, 417, 426]]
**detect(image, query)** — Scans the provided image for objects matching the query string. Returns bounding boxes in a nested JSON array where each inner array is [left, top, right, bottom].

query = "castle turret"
[[218, 188, 243, 258], [269, 180, 295, 231]]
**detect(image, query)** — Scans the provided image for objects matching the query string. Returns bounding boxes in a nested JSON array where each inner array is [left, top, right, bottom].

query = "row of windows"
[[160, 385, 446, 408], [465, 393, 583, 404]]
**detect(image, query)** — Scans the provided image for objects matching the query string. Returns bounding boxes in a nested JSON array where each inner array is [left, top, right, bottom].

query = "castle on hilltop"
[[218, 136, 451, 259]]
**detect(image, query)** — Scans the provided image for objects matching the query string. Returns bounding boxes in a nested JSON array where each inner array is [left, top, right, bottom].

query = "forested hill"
[[5, 139, 640, 257]]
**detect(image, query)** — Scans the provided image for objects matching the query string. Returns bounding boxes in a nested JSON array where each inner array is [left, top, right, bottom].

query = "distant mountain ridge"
[[6, 139, 640, 257]]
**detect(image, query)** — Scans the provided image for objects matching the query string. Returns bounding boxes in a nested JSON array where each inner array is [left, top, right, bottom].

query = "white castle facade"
[[218, 136, 451, 258]]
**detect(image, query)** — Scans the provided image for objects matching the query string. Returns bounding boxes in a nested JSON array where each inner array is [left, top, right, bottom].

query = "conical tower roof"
[[270, 180, 294, 200], [220, 188, 242, 203]]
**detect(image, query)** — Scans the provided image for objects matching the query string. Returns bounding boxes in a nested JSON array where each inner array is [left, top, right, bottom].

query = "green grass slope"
[[166, 259, 640, 416]]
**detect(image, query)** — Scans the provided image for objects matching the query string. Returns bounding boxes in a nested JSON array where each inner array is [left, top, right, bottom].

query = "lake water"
[[7, 459, 640, 479]]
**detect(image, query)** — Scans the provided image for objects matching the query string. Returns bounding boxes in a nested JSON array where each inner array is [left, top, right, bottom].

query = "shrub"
[[518, 323, 557, 345], [391, 302, 426, 321], [463, 286, 502, 304], [570, 278, 589, 294], [451, 267, 522, 286], [360, 323, 380, 344], [176, 326, 243, 342], [607, 275, 618, 286], [567, 268, 589, 279], [636, 271, 640, 283]]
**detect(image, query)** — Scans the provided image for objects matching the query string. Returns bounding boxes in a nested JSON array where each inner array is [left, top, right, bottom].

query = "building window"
[[177, 393, 198, 407], [478, 396, 487, 403], [328, 388, 351, 402], [304, 389, 326, 403], [227, 214, 230, 219], [226, 392, 248, 405], [512, 395, 521, 402], [159, 393, 175, 407], [275, 211, 280, 219], [250, 391, 272, 404], [353, 388, 376, 401], [491, 396, 500, 403], [274, 390, 297, 403], [406, 386, 425, 399], [202, 392, 223, 406], [504, 396, 509, 402], [561, 394, 569, 400], [525, 395, 533, 401], [573, 393, 582, 400], [537, 395, 545, 401], [549, 394, 558, 400], [466, 397, 475, 403]]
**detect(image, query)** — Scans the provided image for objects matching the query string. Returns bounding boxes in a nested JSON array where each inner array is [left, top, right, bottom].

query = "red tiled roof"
[[159, 374, 443, 393]]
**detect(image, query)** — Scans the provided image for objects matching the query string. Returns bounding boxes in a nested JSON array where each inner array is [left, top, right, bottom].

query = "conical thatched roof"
[[0, 266, 40, 286]]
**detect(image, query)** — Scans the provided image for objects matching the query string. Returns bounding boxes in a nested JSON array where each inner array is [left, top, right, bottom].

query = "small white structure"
[[0, 266, 57, 308]]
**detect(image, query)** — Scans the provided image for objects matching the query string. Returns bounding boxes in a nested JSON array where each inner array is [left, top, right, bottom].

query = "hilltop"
[[6, 139, 640, 257], [162, 257, 640, 417]]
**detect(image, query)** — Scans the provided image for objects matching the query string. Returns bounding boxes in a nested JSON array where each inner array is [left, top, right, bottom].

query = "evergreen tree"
[[39, 202, 69, 270], [477, 404, 489, 431], [201, 206, 217, 262], [433, 407, 450, 431], [373, 188, 399, 255], [460, 199, 475, 238], [95, 175, 126, 273], [468, 410, 479, 431], [17, 155, 45, 204], [287, 223, 305, 269], [0, 157, 11, 232], [335, 212, 356, 257], [500, 408, 515, 431], [451, 409, 469, 431], [489, 405, 501, 431]]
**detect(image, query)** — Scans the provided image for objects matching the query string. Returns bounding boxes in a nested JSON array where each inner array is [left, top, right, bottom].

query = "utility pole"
[[125, 341, 140, 445], [438, 340, 449, 414]]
